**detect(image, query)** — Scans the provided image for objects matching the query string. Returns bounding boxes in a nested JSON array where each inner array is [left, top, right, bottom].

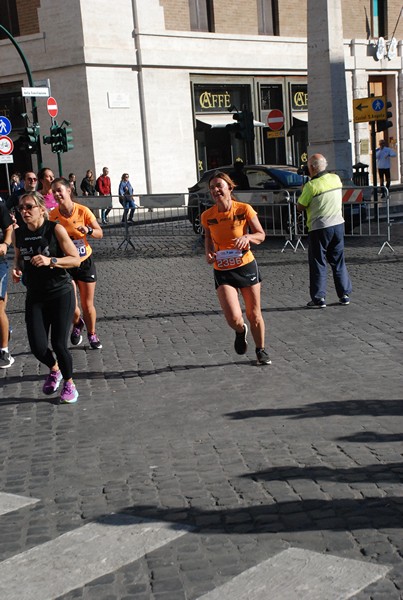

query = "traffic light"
[[61, 125, 74, 153], [377, 101, 393, 132], [228, 111, 242, 138], [20, 125, 40, 153], [43, 124, 63, 153], [241, 108, 254, 142], [227, 108, 255, 141]]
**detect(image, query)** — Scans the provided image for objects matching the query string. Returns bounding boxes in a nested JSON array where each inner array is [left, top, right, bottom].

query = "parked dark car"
[[187, 164, 307, 234]]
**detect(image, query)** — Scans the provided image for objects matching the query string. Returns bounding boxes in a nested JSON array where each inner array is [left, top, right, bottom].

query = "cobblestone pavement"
[[0, 225, 402, 599]]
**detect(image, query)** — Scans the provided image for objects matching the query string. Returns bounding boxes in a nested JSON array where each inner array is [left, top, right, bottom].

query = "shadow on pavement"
[[225, 399, 403, 420], [242, 463, 403, 483], [96, 495, 403, 534]]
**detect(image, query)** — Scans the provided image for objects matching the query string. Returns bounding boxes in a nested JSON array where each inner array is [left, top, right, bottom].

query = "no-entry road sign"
[[47, 97, 59, 118], [267, 109, 285, 131]]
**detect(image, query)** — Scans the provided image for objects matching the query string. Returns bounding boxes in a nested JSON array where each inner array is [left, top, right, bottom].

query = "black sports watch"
[[87, 226, 93, 236]]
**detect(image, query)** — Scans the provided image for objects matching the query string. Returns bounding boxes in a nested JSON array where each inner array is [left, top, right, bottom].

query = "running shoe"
[[256, 349, 272, 365], [60, 381, 78, 404], [70, 317, 85, 346], [43, 369, 62, 395], [0, 350, 14, 369], [234, 323, 248, 355], [339, 295, 350, 305], [306, 298, 326, 308], [88, 333, 103, 349]]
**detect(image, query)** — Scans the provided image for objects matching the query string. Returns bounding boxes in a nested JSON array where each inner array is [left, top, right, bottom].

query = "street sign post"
[[267, 109, 285, 131], [47, 96, 58, 118], [353, 96, 387, 123], [0, 136, 14, 155]]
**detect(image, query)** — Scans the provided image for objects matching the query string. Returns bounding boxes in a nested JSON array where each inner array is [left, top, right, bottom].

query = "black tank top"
[[15, 220, 72, 300]]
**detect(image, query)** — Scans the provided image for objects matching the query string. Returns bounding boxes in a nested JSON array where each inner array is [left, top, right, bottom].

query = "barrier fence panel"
[[77, 194, 195, 248], [75, 187, 394, 254], [285, 186, 394, 254], [197, 190, 293, 244]]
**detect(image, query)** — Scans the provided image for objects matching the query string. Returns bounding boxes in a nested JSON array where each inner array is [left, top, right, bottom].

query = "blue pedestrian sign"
[[372, 98, 384, 112], [0, 116, 12, 136]]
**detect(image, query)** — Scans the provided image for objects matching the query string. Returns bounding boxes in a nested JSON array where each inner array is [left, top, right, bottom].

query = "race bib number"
[[73, 238, 87, 257], [215, 249, 243, 269]]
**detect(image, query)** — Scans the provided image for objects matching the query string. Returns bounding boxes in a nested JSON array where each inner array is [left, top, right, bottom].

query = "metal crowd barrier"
[[75, 186, 395, 254], [197, 189, 294, 244], [77, 194, 194, 250], [285, 186, 395, 255]]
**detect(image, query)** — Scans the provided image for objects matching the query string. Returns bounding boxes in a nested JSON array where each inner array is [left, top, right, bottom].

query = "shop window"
[[189, 0, 215, 32], [372, 0, 388, 38], [0, 0, 19, 38], [258, 0, 278, 35]]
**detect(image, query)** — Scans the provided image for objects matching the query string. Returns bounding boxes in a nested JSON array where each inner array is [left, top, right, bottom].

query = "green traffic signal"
[[22, 125, 40, 153], [61, 126, 74, 152], [377, 100, 393, 132]]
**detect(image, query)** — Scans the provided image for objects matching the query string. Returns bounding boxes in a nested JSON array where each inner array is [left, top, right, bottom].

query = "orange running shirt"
[[49, 202, 95, 262], [201, 200, 256, 270]]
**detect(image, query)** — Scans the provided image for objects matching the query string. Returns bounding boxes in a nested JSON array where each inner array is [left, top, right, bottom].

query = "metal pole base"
[[117, 222, 135, 251], [378, 240, 395, 255]]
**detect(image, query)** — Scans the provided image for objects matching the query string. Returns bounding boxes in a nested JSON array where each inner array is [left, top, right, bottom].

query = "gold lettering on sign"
[[293, 91, 308, 108], [199, 91, 231, 109]]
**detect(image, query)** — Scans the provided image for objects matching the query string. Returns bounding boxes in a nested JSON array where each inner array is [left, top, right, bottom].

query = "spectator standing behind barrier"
[[12, 192, 81, 403], [0, 202, 14, 368], [49, 177, 103, 350], [68, 173, 77, 196], [80, 169, 95, 197], [201, 171, 271, 366], [297, 153, 352, 309], [37, 167, 57, 211], [6, 171, 38, 218], [230, 158, 250, 190], [376, 139, 396, 192], [97, 167, 112, 224], [10, 173, 23, 195], [118, 173, 135, 223]]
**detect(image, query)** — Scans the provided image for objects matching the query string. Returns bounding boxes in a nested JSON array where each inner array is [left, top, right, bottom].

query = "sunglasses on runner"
[[17, 204, 38, 212]]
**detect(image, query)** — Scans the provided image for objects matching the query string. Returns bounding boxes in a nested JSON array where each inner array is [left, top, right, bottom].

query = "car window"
[[269, 168, 304, 188], [245, 168, 276, 189]]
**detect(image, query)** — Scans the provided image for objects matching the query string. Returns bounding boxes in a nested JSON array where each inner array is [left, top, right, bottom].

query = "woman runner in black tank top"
[[12, 192, 81, 404]]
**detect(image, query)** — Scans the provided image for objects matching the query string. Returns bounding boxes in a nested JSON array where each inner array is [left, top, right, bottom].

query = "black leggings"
[[25, 288, 75, 380]]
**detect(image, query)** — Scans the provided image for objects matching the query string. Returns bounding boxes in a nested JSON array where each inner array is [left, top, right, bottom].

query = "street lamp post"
[[0, 24, 43, 169]]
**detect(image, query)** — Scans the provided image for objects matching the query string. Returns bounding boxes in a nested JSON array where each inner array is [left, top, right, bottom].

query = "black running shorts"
[[214, 259, 262, 290], [68, 254, 97, 283]]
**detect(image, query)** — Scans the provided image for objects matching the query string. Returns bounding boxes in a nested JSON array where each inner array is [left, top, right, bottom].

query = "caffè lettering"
[[293, 91, 308, 108], [199, 91, 231, 109]]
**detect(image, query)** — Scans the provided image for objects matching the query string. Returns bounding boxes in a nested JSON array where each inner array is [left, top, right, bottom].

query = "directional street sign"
[[0, 116, 12, 136], [0, 136, 14, 155], [353, 96, 387, 123], [21, 87, 49, 97]]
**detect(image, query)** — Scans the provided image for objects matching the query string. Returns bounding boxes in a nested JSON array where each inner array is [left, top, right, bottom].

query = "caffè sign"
[[291, 84, 308, 111]]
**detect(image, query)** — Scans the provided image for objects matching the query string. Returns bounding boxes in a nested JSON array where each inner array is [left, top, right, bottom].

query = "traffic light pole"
[[0, 24, 43, 169], [370, 120, 378, 203]]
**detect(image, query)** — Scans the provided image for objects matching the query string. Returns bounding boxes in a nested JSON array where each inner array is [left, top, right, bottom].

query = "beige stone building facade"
[[0, 0, 402, 195]]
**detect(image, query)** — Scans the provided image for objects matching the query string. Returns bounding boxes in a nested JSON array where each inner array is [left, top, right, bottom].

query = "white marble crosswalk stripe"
[[0, 492, 40, 516], [198, 547, 390, 600], [0, 514, 191, 600]]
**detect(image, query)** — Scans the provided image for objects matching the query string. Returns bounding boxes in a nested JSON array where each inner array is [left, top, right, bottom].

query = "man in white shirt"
[[376, 139, 396, 191]]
